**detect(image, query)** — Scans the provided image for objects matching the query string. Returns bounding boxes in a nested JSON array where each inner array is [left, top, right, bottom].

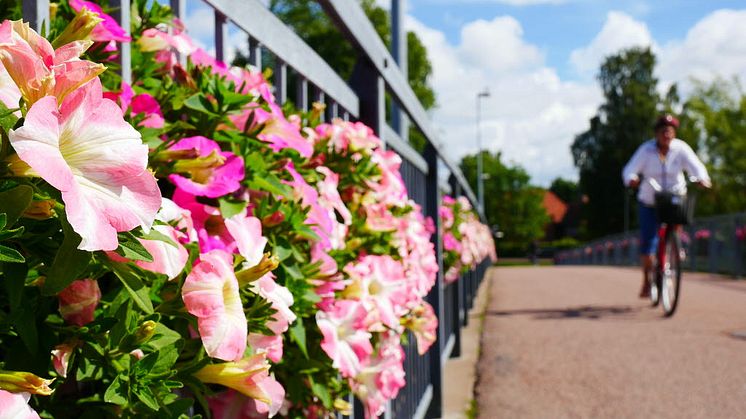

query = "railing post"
[[214, 10, 228, 63], [274, 59, 287, 104], [390, 0, 409, 142], [349, 57, 384, 136], [424, 143, 443, 419], [22, 0, 49, 34], [111, 0, 132, 84], [248, 35, 262, 68], [296, 77, 308, 111], [170, 0, 186, 66]]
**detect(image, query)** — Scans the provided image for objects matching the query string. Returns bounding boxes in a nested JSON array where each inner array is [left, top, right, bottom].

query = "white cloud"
[[569, 11, 653, 76], [406, 16, 600, 186], [657, 9, 746, 91]]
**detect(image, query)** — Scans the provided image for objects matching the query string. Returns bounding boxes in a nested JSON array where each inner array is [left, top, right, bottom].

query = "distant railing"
[[555, 212, 746, 278], [22, 0, 493, 418]]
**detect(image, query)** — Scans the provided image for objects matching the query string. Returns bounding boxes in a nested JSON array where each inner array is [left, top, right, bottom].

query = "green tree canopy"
[[571, 47, 660, 237], [549, 177, 579, 204], [267, 0, 436, 110], [681, 78, 746, 214], [460, 151, 549, 255]]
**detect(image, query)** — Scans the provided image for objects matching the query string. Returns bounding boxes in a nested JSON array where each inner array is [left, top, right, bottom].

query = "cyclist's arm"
[[622, 144, 646, 188], [681, 143, 711, 188]]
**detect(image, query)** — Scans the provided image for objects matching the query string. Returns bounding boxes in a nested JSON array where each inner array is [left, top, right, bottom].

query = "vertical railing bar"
[[296, 77, 308, 111], [170, 0, 186, 66], [22, 0, 49, 34], [248, 35, 262, 68], [214, 9, 228, 63], [111, 0, 132, 85], [274, 58, 287, 104]]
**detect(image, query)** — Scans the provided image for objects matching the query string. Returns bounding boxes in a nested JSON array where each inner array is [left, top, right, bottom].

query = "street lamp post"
[[476, 89, 490, 213]]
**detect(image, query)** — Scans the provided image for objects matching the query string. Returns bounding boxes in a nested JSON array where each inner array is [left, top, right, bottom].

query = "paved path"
[[475, 266, 746, 419]]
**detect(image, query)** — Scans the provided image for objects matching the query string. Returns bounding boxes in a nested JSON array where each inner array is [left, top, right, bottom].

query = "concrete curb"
[[442, 268, 493, 419]]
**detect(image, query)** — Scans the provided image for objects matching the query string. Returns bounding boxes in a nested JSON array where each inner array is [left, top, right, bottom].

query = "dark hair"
[[654, 114, 680, 131]]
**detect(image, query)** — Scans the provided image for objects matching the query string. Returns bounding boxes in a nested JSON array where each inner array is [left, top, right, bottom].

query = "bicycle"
[[646, 178, 699, 316]]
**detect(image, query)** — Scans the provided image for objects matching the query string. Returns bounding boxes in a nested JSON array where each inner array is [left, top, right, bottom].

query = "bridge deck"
[[476, 266, 746, 418]]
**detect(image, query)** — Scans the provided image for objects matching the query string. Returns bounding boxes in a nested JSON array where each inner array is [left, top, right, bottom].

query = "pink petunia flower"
[[0, 20, 105, 105], [351, 333, 406, 419], [0, 390, 40, 419], [405, 302, 438, 355], [195, 354, 285, 417], [344, 255, 411, 330], [51, 343, 75, 378], [182, 250, 247, 361], [69, 0, 131, 43], [108, 223, 189, 280], [58, 279, 101, 326], [0, 61, 20, 111], [9, 78, 161, 251], [230, 105, 313, 158], [316, 300, 374, 378], [168, 136, 245, 198]]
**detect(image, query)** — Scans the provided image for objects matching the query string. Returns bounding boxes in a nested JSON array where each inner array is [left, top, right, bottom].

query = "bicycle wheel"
[[661, 228, 682, 316]]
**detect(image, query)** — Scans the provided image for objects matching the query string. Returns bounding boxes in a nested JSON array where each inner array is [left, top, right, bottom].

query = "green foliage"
[[571, 47, 659, 238], [680, 78, 746, 215], [460, 151, 549, 252], [549, 177, 579, 204]]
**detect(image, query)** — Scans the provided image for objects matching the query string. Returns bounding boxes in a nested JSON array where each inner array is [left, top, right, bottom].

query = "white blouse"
[[622, 138, 710, 206]]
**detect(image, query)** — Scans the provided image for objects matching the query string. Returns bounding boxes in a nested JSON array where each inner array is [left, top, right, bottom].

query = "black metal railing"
[[556, 212, 746, 278], [21, 1, 493, 417]]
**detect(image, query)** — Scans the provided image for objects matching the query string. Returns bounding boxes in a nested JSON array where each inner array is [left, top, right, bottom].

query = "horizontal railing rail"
[[555, 212, 746, 278]]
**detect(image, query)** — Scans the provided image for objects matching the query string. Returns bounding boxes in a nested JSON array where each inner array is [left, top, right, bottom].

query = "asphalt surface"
[[475, 266, 746, 419]]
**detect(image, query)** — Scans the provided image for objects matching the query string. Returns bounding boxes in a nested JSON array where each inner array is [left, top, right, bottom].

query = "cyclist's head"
[[654, 114, 680, 132]]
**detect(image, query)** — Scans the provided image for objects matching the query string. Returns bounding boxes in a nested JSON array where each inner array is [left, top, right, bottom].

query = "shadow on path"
[[486, 305, 641, 320]]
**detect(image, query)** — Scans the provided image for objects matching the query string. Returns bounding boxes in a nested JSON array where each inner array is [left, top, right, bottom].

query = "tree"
[[571, 47, 660, 237], [264, 0, 436, 111], [549, 177, 579, 204], [681, 78, 746, 214], [460, 151, 549, 256]]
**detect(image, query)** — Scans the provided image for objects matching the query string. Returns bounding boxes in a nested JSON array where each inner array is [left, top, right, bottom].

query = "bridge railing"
[[22, 1, 493, 418], [555, 212, 746, 278]]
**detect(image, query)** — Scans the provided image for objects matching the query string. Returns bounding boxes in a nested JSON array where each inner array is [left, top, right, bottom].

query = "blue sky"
[[407, 0, 745, 81]]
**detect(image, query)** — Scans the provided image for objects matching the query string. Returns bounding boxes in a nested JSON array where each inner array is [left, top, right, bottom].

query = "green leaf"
[[42, 218, 91, 295], [284, 264, 304, 280], [11, 303, 38, 354], [3, 262, 27, 309], [310, 377, 332, 408], [184, 94, 219, 116], [289, 320, 308, 359], [104, 375, 128, 405], [116, 232, 154, 262], [218, 197, 248, 219], [134, 385, 160, 410], [112, 265, 154, 314], [0, 185, 33, 226], [251, 175, 293, 198], [146, 323, 182, 351], [162, 399, 194, 419], [0, 244, 24, 263], [140, 228, 178, 248], [0, 101, 19, 132]]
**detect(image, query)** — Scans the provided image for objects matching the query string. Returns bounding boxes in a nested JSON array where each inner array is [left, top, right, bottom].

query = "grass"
[[495, 257, 554, 267]]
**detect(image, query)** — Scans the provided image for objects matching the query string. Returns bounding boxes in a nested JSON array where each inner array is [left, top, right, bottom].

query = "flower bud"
[[0, 370, 54, 396], [235, 253, 279, 287], [52, 7, 102, 48], [58, 279, 101, 326], [261, 211, 285, 228], [22, 200, 56, 220], [51, 343, 75, 378], [134, 320, 157, 345]]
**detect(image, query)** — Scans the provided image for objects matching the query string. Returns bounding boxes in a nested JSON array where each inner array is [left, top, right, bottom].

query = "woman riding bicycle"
[[622, 114, 711, 298]]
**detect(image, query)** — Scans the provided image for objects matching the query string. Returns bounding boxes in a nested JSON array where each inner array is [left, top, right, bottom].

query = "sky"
[[182, 0, 746, 187]]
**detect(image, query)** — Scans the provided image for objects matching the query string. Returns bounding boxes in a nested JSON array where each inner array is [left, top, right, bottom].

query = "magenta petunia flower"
[[182, 249, 247, 362], [9, 78, 161, 251], [69, 0, 131, 43], [168, 136, 244, 198]]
